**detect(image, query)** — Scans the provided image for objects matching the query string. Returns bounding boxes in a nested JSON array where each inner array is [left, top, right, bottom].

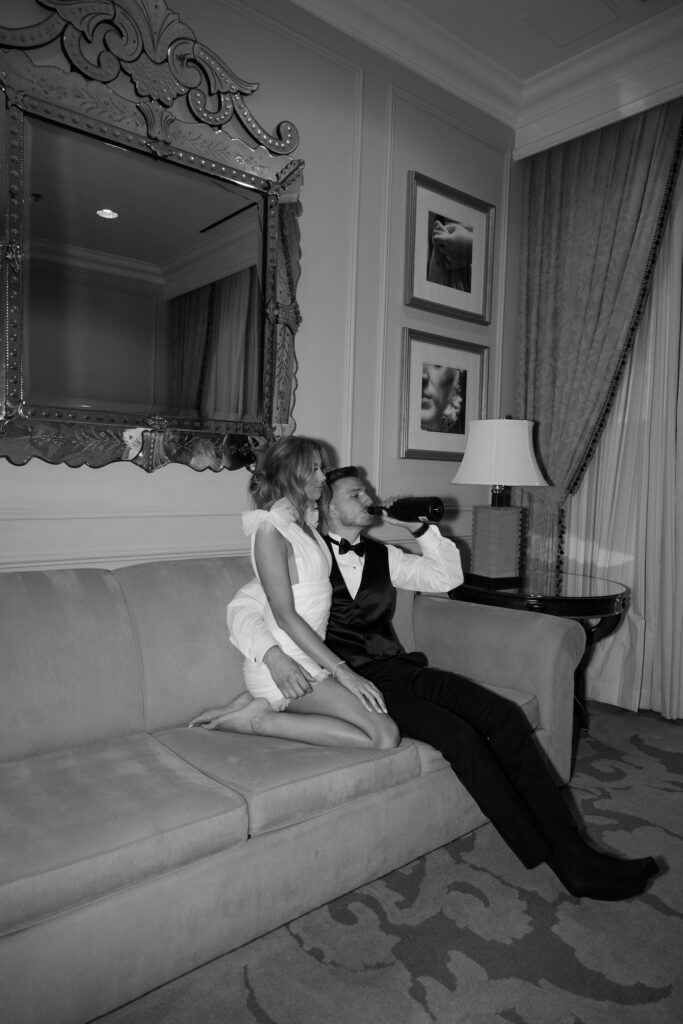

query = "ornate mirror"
[[0, 0, 302, 471]]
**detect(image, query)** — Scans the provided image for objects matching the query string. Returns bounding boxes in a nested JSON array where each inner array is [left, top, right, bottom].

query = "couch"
[[0, 554, 585, 1024]]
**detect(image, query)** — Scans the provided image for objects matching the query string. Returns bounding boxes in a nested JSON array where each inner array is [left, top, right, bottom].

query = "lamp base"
[[469, 505, 524, 583]]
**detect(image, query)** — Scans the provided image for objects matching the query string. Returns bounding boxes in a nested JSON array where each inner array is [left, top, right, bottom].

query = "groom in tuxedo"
[[228, 466, 658, 902]]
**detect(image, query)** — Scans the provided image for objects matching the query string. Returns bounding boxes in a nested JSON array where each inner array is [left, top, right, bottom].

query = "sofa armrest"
[[411, 595, 586, 783]]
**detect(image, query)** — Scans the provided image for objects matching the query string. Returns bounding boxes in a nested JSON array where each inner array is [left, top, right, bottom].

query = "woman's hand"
[[334, 665, 388, 714]]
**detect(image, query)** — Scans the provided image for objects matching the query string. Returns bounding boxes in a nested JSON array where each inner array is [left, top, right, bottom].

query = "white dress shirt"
[[228, 525, 463, 665]]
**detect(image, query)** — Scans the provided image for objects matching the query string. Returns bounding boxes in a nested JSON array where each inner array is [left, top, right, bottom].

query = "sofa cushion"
[[114, 557, 255, 733], [0, 734, 247, 937], [0, 569, 145, 761], [155, 728, 421, 836]]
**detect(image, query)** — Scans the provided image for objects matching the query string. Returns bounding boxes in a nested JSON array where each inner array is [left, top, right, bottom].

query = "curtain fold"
[[166, 267, 261, 421], [516, 100, 683, 578], [200, 267, 261, 420], [565, 169, 683, 718], [167, 282, 214, 415]]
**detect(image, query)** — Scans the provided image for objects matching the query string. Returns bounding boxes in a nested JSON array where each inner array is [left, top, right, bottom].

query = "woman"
[[190, 436, 399, 748], [420, 363, 465, 434]]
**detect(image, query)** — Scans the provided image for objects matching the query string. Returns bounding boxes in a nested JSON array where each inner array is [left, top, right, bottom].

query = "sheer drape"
[[167, 282, 213, 415], [566, 170, 683, 719], [516, 101, 683, 578], [201, 267, 261, 420], [166, 267, 260, 420]]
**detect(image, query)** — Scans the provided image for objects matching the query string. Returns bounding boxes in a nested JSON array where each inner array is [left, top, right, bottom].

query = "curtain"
[[166, 267, 260, 420], [167, 282, 213, 414], [200, 267, 261, 420], [565, 168, 683, 719], [516, 100, 683, 579]]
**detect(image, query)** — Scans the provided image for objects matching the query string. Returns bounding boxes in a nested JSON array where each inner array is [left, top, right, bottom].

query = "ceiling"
[[28, 120, 253, 267], [286, 0, 683, 155]]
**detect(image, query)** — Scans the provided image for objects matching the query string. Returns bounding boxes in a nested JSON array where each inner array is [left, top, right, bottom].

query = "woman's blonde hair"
[[249, 436, 326, 523]]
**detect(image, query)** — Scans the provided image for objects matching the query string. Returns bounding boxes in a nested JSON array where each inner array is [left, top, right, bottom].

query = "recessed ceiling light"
[[96, 208, 119, 219]]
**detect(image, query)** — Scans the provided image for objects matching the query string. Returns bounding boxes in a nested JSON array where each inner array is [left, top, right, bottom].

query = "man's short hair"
[[325, 466, 359, 487]]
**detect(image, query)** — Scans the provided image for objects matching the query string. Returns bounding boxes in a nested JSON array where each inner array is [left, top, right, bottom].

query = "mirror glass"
[[0, 0, 303, 472], [25, 117, 265, 423]]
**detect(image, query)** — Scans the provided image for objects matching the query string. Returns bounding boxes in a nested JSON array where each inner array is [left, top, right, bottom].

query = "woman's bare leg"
[[197, 680, 399, 748], [286, 677, 400, 747]]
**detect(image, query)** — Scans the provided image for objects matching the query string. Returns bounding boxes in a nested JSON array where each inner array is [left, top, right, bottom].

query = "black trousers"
[[360, 652, 577, 868]]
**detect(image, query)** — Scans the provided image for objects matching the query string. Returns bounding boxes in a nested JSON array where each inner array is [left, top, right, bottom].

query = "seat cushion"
[[0, 734, 248, 936], [155, 728, 421, 836]]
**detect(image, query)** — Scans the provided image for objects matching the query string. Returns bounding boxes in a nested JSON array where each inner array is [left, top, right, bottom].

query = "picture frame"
[[400, 328, 489, 461], [405, 171, 495, 324]]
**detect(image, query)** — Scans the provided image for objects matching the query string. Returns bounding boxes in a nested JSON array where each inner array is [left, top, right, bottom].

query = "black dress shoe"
[[545, 852, 651, 900], [545, 834, 660, 901]]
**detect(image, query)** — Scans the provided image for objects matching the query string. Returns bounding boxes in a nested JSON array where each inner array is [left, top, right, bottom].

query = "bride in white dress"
[[190, 436, 399, 748]]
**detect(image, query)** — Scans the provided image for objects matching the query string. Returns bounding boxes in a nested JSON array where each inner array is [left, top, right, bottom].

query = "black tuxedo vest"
[[323, 536, 405, 669]]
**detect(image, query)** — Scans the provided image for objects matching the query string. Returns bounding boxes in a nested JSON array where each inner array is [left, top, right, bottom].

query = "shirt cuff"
[[251, 633, 279, 664], [415, 524, 441, 549]]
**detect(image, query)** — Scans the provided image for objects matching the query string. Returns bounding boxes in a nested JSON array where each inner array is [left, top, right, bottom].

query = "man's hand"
[[379, 498, 425, 533], [262, 645, 315, 699]]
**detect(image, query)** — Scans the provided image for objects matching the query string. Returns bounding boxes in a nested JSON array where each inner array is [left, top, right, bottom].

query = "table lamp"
[[451, 418, 547, 587]]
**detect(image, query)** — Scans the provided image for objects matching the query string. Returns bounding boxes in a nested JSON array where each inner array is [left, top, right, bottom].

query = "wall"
[[27, 259, 161, 408], [0, 0, 516, 571]]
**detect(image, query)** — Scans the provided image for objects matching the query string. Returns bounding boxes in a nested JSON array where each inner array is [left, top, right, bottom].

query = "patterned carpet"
[[95, 704, 683, 1024]]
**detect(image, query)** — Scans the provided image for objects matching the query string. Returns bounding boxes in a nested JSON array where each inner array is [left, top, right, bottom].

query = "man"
[[227, 466, 659, 902]]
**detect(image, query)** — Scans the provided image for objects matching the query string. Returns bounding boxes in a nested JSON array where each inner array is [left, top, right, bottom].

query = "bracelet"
[[330, 659, 346, 679], [412, 522, 429, 538]]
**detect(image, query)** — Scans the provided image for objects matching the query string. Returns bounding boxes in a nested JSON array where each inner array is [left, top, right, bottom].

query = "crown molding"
[[285, 0, 683, 156], [284, 0, 521, 126], [514, 7, 683, 158]]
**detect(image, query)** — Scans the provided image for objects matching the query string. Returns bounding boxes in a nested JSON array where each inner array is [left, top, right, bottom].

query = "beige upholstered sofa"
[[0, 555, 585, 1024]]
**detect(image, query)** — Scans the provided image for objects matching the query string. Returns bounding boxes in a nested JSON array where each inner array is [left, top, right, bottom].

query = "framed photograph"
[[405, 172, 495, 324], [400, 329, 489, 461]]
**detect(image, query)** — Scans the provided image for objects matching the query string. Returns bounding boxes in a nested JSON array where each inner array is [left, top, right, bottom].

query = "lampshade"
[[451, 419, 547, 487], [451, 419, 547, 588]]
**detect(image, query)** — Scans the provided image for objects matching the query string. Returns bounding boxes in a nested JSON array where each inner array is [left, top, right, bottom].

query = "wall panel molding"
[[0, 541, 249, 574], [282, 0, 520, 126], [340, 65, 365, 462], [0, 505, 243, 522], [284, 0, 683, 159]]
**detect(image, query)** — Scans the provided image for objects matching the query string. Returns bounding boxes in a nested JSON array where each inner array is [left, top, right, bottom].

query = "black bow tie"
[[331, 537, 366, 557]]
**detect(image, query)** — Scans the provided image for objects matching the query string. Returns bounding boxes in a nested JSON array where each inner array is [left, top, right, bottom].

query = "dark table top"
[[450, 571, 630, 620]]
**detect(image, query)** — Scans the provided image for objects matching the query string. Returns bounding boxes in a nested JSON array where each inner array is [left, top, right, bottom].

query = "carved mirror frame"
[[0, 0, 302, 471]]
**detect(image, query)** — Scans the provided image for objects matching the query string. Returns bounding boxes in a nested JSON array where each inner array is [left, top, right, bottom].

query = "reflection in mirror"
[[0, 0, 303, 472], [25, 117, 265, 423]]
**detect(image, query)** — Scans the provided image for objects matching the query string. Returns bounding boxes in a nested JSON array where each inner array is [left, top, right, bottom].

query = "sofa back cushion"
[[0, 569, 145, 761], [114, 556, 255, 732]]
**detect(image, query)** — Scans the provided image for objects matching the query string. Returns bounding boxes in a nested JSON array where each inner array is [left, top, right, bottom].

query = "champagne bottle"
[[367, 497, 444, 522]]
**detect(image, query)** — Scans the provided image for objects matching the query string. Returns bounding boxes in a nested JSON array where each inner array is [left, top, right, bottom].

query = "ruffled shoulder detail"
[[243, 497, 298, 537]]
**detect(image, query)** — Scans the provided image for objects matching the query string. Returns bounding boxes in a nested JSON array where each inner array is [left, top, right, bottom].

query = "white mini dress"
[[241, 498, 333, 710]]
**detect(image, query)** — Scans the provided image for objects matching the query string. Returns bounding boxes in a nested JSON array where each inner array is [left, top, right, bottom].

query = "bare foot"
[[189, 691, 254, 728], [205, 696, 271, 734]]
